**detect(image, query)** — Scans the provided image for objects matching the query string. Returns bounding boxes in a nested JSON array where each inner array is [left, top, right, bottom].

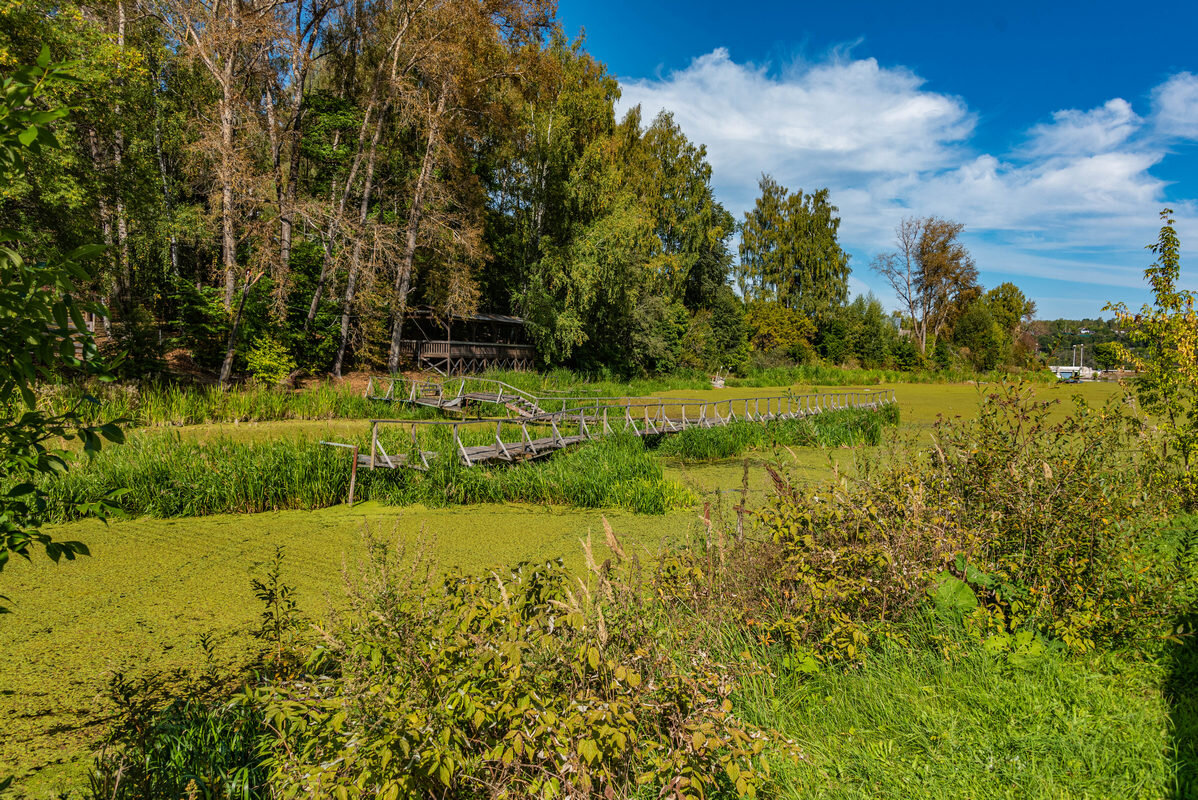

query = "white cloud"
[[616, 49, 1196, 311], [619, 48, 974, 210], [1023, 99, 1141, 156], [1152, 72, 1198, 139]]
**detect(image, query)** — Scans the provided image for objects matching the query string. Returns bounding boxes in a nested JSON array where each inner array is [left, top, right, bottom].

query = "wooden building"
[[396, 309, 536, 374]]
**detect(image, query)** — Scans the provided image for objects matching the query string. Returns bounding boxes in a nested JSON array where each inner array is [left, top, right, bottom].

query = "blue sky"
[[557, 0, 1198, 319]]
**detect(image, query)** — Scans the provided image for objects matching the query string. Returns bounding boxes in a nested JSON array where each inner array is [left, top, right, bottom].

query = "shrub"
[[261, 537, 789, 799], [245, 336, 298, 386], [751, 383, 1181, 660]]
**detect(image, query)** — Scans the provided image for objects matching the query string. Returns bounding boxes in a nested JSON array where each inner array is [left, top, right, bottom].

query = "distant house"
[[396, 308, 536, 374]]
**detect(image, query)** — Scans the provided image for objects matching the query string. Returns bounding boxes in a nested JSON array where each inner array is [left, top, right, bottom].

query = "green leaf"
[[929, 571, 977, 614], [99, 423, 125, 444], [36, 44, 51, 68], [17, 126, 37, 147]]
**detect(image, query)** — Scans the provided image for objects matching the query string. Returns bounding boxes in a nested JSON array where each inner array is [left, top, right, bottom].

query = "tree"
[[985, 282, 1036, 336], [745, 302, 814, 355], [143, 0, 281, 383], [1106, 209, 1198, 505], [0, 52, 125, 612], [1092, 341, 1122, 371], [738, 175, 850, 319], [871, 216, 979, 354], [953, 299, 1008, 370]]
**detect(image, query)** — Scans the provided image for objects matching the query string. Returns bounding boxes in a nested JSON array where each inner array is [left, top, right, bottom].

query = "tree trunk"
[[220, 273, 258, 384], [333, 106, 386, 375], [153, 76, 179, 276], [220, 91, 236, 309], [305, 95, 382, 329], [388, 86, 447, 373]]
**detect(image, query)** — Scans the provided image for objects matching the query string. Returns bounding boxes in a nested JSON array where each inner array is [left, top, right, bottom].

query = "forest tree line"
[[4, 0, 1045, 381]]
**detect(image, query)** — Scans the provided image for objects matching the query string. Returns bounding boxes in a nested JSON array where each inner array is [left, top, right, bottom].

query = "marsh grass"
[[38, 381, 414, 427], [43, 432, 696, 519], [655, 405, 900, 462], [726, 364, 1056, 387], [481, 365, 1054, 394]]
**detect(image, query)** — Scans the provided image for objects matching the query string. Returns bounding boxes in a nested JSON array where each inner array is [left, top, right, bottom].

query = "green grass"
[[41, 432, 697, 519], [37, 380, 424, 428], [725, 363, 1057, 388], [656, 406, 899, 462], [733, 617, 1177, 799]]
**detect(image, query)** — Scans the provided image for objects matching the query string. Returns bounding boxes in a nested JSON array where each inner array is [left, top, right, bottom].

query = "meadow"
[[5, 377, 1182, 800]]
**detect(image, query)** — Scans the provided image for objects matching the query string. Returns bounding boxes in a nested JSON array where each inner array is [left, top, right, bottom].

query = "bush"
[[261, 540, 789, 799], [245, 336, 298, 386], [750, 383, 1181, 661]]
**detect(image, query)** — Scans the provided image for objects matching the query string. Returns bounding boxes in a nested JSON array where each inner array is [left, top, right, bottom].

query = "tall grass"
[[655, 405, 900, 462], [729, 614, 1169, 799], [42, 432, 696, 519], [726, 364, 1056, 387], [481, 364, 1054, 395], [478, 368, 711, 398], [37, 381, 413, 428]]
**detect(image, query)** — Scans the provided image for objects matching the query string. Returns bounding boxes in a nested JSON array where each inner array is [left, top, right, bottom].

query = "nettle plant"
[[261, 526, 789, 800], [754, 384, 1175, 658]]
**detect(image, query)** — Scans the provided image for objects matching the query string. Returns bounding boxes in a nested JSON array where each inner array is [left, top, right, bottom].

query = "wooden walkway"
[[358, 384, 896, 470], [365, 375, 545, 417]]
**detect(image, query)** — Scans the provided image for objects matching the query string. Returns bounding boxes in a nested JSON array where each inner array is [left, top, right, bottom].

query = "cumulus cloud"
[[1152, 72, 1198, 139], [619, 48, 974, 210], [616, 48, 1195, 309]]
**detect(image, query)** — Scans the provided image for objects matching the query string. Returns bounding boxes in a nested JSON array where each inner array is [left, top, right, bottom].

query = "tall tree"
[[737, 175, 850, 319], [871, 216, 979, 354]]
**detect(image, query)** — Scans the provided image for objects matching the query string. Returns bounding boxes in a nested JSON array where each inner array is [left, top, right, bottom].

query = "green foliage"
[[88, 672, 270, 800], [0, 52, 123, 606], [629, 296, 688, 375], [263, 541, 784, 799], [745, 301, 815, 357], [679, 286, 750, 373], [737, 176, 850, 319], [245, 337, 298, 387], [1092, 340, 1122, 371], [753, 383, 1178, 661], [952, 299, 1009, 370], [983, 281, 1036, 336], [1107, 209, 1198, 506]]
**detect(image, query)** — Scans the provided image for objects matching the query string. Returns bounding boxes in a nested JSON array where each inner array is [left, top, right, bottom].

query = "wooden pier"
[[357, 382, 896, 470]]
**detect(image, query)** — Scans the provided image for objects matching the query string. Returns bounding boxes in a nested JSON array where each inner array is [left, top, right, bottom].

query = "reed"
[[655, 405, 900, 462], [42, 431, 695, 520], [36, 381, 411, 428]]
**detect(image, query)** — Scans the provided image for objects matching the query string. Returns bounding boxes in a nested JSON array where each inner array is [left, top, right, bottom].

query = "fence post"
[[348, 445, 359, 506], [370, 422, 378, 469]]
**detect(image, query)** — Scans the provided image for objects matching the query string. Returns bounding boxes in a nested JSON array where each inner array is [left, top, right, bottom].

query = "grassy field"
[[1, 379, 1134, 797]]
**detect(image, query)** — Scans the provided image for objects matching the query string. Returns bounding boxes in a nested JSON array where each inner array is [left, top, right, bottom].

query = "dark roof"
[[407, 308, 525, 325]]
